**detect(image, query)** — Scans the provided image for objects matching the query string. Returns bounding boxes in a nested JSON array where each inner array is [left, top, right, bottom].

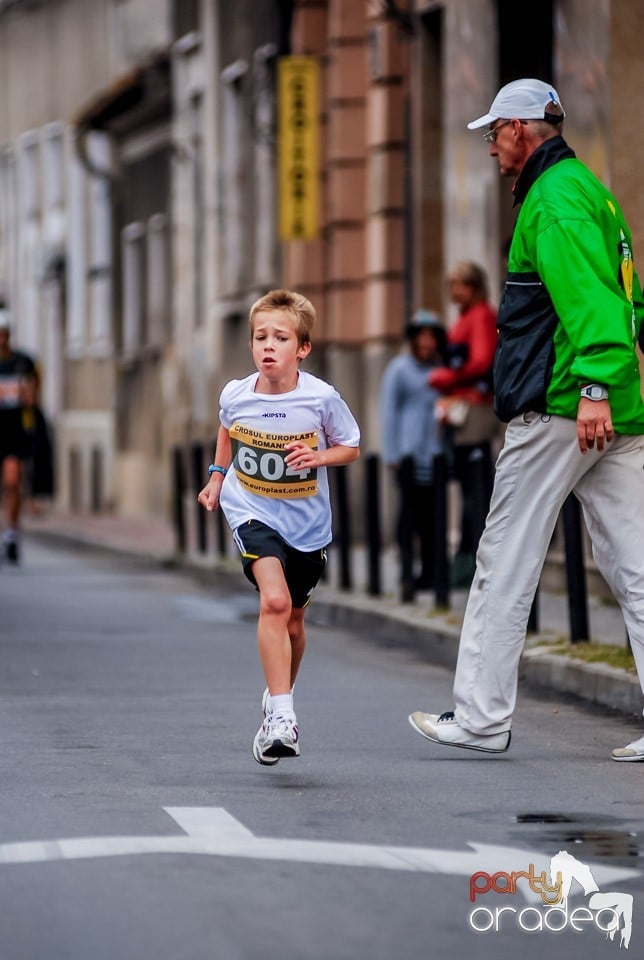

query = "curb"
[[312, 586, 643, 719], [520, 647, 644, 718], [25, 527, 644, 720]]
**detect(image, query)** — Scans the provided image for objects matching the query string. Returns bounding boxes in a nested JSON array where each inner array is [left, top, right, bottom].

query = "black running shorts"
[[233, 519, 328, 609], [0, 412, 31, 462]]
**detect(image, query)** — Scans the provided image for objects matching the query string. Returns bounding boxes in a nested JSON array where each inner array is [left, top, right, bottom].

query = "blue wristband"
[[208, 464, 227, 477]]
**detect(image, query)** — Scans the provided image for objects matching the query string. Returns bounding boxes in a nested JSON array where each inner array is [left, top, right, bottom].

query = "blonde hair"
[[249, 289, 316, 346]]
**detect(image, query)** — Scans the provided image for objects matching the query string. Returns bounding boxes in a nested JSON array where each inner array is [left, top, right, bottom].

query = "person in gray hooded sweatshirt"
[[380, 309, 447, 602]]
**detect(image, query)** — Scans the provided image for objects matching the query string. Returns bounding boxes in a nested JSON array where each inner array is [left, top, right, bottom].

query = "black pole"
[[334, 465, 352, 590], [468, 445, 491, 551], [562, 493, 589, 643], [398, 455, 416, 601], [172, 445, 186, 555], [191, 442, 207, 554], [432, 451, 450, 609], [205, 435, 227, 558], [365, 453, 381, 596], [215, 509, 227, 558], [527, 586, 539, 633]]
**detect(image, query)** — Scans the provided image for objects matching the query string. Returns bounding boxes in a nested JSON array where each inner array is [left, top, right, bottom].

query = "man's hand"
[[577, 398, 614, 453]]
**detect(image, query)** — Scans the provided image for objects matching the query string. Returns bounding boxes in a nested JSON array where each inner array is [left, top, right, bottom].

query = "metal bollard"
[[191, 442, 208, 554], [334, 465, 352, 590], [562, 493, 589, 643], [432, 451, 450, 609], [527, 587, 540, 633], [172, 445, 187, 555], [398, 455, 416, 599], [215, 508, 227, 558], [365, 453, 381, 596], [203, 436, 227, 559], [468, 444, 492, 551]]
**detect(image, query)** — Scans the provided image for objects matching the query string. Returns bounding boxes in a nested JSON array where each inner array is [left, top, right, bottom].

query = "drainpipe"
[[382, 0, 415, 323]]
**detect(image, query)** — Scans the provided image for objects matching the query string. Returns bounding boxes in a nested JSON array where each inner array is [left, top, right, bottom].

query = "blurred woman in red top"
[[429, 261, 499, 587]]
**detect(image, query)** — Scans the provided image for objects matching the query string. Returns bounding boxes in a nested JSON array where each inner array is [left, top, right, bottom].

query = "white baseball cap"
[[467, 78, 565, 130]]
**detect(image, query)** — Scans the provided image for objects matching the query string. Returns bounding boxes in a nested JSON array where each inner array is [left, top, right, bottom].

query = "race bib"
[[0, 375, 21, 409], [229, 422, 319, 499]]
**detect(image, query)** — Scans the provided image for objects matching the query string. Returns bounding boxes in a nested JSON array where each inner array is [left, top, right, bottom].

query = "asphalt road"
[[1, 538, 643, 959]]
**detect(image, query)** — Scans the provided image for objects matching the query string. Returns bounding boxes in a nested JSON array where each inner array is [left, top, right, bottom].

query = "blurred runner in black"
[[0, 301, 39, 564]]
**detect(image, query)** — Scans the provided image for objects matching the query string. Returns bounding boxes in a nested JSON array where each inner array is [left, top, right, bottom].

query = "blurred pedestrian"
[[21, 368, 55, 512], [430, 261, 499, 587], [198, 289, 360, 765], [0, 301, 39, 563], [380, 308, 446, 603], [409, 78, 644, 761]]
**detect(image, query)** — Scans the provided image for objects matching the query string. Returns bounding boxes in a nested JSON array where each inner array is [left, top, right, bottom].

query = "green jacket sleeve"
[[536, 218, 638, 387]]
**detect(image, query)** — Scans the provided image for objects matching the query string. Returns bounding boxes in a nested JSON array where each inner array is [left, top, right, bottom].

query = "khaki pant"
[[453, 412, 644, 735]]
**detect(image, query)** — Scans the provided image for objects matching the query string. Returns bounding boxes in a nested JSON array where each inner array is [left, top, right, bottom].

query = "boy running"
[[198, 290, 360, 764]]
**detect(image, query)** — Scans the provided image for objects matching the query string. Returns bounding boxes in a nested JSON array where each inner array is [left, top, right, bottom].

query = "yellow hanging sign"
[[278, 56, 319, 240]]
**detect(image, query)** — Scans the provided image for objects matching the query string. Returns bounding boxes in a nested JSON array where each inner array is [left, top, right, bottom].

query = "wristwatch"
[[580, 384, 608, 401], [208, 464, 227, 477]]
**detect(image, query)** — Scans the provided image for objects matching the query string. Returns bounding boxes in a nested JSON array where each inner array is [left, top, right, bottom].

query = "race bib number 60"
[[229, 422, 319, 499]]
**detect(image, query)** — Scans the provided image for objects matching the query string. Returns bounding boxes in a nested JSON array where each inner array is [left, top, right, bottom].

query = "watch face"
[[583, 385, 607, 400]]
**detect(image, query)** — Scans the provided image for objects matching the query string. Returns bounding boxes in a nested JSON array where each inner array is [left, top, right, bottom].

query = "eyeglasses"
[[483, 120, 513, 144]]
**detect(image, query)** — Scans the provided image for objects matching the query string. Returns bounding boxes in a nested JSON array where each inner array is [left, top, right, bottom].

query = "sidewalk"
[[21, 507, 644, 720]]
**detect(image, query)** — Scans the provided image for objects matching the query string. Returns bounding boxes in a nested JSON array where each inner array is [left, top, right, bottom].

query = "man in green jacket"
[[408, 78, 644, 762]]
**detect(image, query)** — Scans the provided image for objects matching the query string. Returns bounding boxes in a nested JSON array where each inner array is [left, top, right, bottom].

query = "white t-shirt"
[[219, 370, 360, 551]]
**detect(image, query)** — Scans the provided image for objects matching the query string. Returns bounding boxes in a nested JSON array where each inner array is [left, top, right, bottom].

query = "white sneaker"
[[253, 688, 278, 766], [612, 735, 644, 762], [253, 713, 300, 765], [408, 710, 511, 754]]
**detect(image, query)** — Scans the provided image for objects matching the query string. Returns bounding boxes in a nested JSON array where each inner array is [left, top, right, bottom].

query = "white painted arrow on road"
[[0, 807, 639, 899]]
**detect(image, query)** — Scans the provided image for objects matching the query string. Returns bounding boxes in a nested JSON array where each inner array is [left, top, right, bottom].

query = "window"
[[220, 60, 248, 296], [146, 212, 170, 345], [121, 221, 146, 357]]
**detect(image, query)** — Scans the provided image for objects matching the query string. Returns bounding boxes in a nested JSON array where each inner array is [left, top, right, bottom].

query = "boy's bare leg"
[[252, 556, 293, 696], [287, 606, 306, 689], [251, 556, 301, 764]]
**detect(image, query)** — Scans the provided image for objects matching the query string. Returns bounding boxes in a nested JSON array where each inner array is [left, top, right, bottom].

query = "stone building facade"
[[1, 0, 642, 570]]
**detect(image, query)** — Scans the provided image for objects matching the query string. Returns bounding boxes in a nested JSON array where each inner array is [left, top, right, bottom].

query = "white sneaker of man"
[[408, 710, 511, 754], [612, 734, 644, 762]]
